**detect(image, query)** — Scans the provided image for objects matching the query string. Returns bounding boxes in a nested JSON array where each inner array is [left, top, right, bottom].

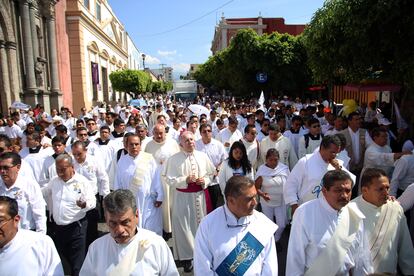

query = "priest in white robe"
[[362, 127, 410, 180], [113, 134, 163, 236], [80, 190, 178, 276], [162, 131, 216, 272], [260, 124, 298, 170], [216, 117, 243, 152], [284, 135, 356, 215], [240, 125, 260, 170], [145, 124, 180, 236], [353, 168, 414, 274], [0, 196, 63, 276], [194, 176, 278, 275], [287, 170, 373, 275]]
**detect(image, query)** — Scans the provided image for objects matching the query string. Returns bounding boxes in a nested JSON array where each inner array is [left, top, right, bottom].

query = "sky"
[[108, 0, 325, 76]]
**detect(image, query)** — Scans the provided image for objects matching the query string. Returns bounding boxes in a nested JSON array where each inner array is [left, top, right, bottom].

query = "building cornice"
[[66, 10, 128, 59]]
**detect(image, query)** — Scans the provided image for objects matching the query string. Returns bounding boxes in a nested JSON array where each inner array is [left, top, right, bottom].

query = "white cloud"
[[157, 50, 177, 57], [144, 55, 160, 65], [172, 63, 190, 73]]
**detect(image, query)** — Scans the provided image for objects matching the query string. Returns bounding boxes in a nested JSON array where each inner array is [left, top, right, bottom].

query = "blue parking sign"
[[256, 72, 267, 83]]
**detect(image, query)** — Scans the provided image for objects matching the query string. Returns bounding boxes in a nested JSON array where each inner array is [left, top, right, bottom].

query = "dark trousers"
[[86, 194, 101, 250], [208, 184, 224, 210], [54, 217, 88, 276]]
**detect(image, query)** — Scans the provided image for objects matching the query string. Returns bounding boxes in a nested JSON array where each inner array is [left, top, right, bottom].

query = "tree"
[[109, 69, 152, 97], [303, 0, 414, 89], [194, 29, 311, 97]]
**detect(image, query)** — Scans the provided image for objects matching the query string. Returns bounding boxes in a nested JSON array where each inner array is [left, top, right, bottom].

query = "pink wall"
[[55, 0, 73, 111]]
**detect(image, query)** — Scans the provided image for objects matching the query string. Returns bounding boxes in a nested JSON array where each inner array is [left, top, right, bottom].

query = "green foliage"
[[303, 0, 414, 88], [194, 29, 311, 97], [109, 69, 152, 97]]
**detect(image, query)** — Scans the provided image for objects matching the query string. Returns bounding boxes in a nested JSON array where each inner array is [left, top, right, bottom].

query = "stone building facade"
[[66, 0, 129, 111], [0, 0, 62, 114]]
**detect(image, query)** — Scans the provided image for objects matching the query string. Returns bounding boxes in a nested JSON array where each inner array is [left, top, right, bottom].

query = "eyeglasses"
[[78, 133, 88, 137], [0, 164, 18, 171], [201, 130, 212, 133], [87, 123, 96, 126], [223, 208, 250, 228], [0, 218, 12, 229], [311, 125, 321, 128]]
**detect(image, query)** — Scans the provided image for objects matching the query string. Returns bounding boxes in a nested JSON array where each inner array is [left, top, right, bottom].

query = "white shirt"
[[23, 149, 54, 184], [73, 154, 110, 197], [80, 228, 178, 276], [4, 124, 23, 139], [287, 195, 372, 276], [0, 229, 63, 276], [196, 138, 227, 186], [390, 154, 414, 195], [94, 139, 117, 172], [194, 205, 278, 275], [398, 183, 414, 212], [284, 152, 355, 206], [0, 174, 46, 233], [43, 173, 96, 225], [216, 128, 243, 149], [363, 142, 395, 177]]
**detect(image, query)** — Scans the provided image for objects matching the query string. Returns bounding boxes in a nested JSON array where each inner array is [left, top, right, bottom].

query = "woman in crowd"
[[255, 148, 289, 242]]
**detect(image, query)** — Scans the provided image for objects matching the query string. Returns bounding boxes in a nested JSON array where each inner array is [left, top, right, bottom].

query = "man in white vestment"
[[240, 124, 260, 170], [283, 115, 303, 156], [162, 131, 216, 272], [217, 117, 243, 152], [0, 196, 63, 276], [21, 132, 53, 183], [194, 175, 278, 275], [80, 190, 178, 276], [39, 136, 67, 187], [196, 123, 227, 210], [136, 124, 151, 151], [390, 153, 414, 197], [298, 117, 324, 158], [362, 127, 410, 179], [287, 170, 373, 275], [113, 134, 164, 236], [284, 135, 356, 215], [0, 152, 46, 233], [260, 123, 298, 170], [353, 168, 414, 274], [93, 125, 116, 172], [145, 124, 180, 238]]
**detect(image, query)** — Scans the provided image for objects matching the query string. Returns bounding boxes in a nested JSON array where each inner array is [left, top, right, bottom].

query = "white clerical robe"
[[162, 150, 216, 260], [287, 195, 372, 276], [114, 152, 163, 235], [80, 228, 179, 276], [145, 138, 180, 233], [284, 152, 356, 206], [260, 135, 298, 170], [23, 149, 53, 184], [353, 196, 414, 274], [94, 139, 116, 172], [0, 229, 63, 276], [362, 143, 395, 178], [194, 205, 278, 275], [241, 138, 260, 169], [217, 128, 243, 150]]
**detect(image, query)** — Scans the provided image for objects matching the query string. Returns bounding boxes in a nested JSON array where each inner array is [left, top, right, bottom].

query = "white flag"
[[258, 91, 265, 109]]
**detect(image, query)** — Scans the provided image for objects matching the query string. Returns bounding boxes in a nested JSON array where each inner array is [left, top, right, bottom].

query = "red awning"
[[308, 85, 326, 91], [343, 83, 401, 92]]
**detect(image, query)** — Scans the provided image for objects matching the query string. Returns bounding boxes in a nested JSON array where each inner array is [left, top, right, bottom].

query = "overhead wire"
[[137, 0, 236, 37]]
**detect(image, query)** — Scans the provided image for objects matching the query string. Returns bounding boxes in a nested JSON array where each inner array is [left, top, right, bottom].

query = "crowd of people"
[[0, 93, 414, 275]]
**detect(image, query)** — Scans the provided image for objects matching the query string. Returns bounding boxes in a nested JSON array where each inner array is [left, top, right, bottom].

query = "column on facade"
[[5, 41, 21, 103], [29, 2, 40, 62], [19, 0, 37, 91], [221, 26, 227, 50], [0, 41, 12, 112], [46, 12, 60, 93]]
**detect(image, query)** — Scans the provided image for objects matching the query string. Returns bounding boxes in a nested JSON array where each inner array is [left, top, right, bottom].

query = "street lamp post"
[[141, 53, 146, 69]]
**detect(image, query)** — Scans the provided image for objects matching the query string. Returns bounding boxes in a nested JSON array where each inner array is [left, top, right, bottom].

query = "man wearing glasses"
[[0, 152, 46, 233], [0, 196, 63, 275], [194, 175, 278, 275]]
